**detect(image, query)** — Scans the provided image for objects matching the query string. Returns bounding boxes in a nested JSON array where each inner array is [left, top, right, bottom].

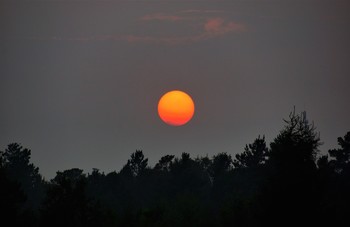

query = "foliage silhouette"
[[0, 143, 44, 210], [0, 143, 44, 226], [1, 110, 349, 226], [120, 150, 148, 177], [258, 110, 322, 225], [0, 162, 28, 226], [328, 131, 350, 173], [233, 135, 268, 169], [318, 131, 350, 225], [155, 155, 175, 172]]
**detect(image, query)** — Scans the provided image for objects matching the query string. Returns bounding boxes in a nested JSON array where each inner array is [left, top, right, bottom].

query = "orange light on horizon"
[[158, 90, 195, 126]]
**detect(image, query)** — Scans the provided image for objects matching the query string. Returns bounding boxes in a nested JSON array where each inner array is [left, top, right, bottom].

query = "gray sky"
[[1, 0, 349, 179]]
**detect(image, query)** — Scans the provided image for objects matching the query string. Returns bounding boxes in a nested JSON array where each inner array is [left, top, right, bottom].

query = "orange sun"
[[158, 90, 195, 126]]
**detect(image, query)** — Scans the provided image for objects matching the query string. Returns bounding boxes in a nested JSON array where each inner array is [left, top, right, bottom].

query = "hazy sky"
[[1, 0, 349, 179]]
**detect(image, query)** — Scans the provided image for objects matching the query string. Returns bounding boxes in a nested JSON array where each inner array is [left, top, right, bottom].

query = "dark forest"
[[1, 111, 349, 226]]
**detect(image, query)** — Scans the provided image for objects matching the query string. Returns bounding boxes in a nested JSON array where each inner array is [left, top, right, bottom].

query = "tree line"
[[1, 110, 349, 226]]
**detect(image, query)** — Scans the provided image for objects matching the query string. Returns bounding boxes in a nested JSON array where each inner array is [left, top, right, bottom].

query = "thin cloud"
[[23, 17, 245, 45], [141, 9, 224, 22], [179, 9, 224, 14], [21, 10, 245, 45], [125, 17, 245, 45], [137, 9, 245, 44], [141, 13, 185, 22], [204, 18, 245, 35]]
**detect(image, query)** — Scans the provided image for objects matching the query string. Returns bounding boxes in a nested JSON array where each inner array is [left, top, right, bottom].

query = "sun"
[[158, 90, 195, 126]]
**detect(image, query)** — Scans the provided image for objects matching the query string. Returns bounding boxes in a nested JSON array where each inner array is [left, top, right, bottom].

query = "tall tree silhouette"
[[270, 111, 321, 164], [0, 143, 44, 211], [261, 110, 322, 225], [323, 131, 350, 225], [0, 152, 29, 226]]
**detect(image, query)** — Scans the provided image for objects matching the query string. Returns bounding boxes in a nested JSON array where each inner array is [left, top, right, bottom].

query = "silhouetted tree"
[[40, 168, 88, 226], [0, 143, 44, 211], [210, 153, 232, 178], [269, 111, 321, 164], [120, 150, 148, 177], [317, 155, 334, 177], [2, 111, 349, 226], [260, 110, 322, 225], [320, 131, 350, 225], [328, 131, 350, 173], [169, 153, 211, 198], [0, 155, 28, 226], [155, 155, 175, 172], [233, 136, 268, 168], [86, 168, 106, 199], [41, 168, 115, 227], [196, 155, 211, 172]]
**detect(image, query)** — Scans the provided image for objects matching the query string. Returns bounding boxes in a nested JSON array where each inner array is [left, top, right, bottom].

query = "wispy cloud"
[[204, 18, 245, 35], [141, 9, 224, 22], [124, 17, 245, 44], [21, 9, 246, 45], [132, 9, 246, 44], [141, 13, 185, 22], [179, 9, 224, 14]]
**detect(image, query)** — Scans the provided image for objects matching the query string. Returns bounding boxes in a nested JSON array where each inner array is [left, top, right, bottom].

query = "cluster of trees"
[[1, 111, 349, 226]]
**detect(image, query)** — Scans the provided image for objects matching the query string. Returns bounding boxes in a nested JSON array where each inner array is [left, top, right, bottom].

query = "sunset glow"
[[158, 90, 195, 126]]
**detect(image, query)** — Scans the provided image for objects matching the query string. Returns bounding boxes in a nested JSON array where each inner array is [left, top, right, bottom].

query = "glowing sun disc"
[[158, 90, 195, 126]]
